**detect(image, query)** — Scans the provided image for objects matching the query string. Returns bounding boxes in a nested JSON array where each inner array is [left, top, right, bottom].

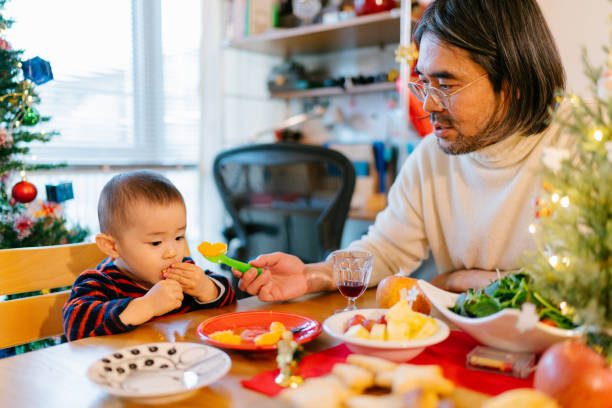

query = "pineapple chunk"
[[387, 321, 411, 341], [385, 299, 438, 341], [369, 323, 387, 341], [345, 324, 370, 339], [412, 320, 438, 340]]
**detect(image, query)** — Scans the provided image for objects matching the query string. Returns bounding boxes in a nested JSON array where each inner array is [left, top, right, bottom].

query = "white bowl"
[[322, 308, 450, 362], [87, 342, 231, 404], [417, 279, 582, 353]]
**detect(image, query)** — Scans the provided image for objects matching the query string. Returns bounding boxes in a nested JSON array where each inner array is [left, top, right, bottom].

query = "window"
[[5, 0, 201, 166]]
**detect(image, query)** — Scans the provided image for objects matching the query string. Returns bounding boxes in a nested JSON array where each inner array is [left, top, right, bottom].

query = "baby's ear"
[[96, 233, 120, 259]]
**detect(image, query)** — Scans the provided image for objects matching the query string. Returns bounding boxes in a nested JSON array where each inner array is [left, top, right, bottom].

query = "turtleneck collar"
[[467, 129, 547, 169]]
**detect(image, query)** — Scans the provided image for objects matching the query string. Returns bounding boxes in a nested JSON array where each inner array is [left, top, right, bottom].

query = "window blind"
[[4, 0, 201, 166]]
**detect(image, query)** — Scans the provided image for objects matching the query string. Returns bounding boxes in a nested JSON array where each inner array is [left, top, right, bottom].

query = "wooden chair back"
[[0, 242, 106, 349]]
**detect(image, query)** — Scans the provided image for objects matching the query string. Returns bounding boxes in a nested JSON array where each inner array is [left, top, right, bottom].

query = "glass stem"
[[347, 298, 356, 309]]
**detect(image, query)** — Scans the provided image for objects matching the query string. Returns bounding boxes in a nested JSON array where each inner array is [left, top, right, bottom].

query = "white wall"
[[200, 0, 612, 250], [539, 0, 612, 94]]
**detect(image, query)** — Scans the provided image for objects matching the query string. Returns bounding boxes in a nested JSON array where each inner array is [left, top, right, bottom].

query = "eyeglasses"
[[408, 73, 488, 109]]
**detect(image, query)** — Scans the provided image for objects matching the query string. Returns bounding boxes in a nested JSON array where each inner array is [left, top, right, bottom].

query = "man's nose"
[[422, 92, 445, 114]]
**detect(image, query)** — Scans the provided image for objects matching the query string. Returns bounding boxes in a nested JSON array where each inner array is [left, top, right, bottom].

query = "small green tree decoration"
[[525, 44, 612, 360]]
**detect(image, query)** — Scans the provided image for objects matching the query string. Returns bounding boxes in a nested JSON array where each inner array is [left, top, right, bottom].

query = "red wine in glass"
[[338, 280, 366, 298], [332, 250, 373, 313]]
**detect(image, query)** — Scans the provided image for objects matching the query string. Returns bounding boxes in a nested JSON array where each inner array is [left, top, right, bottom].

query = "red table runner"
[[241, 331, 533, 397]]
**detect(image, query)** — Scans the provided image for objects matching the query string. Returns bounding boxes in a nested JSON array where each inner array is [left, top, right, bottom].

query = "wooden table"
[[0, 290, 489, 407]]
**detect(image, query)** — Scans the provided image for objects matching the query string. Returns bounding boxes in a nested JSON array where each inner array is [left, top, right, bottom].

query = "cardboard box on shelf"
[[249, 0, 277, 35]]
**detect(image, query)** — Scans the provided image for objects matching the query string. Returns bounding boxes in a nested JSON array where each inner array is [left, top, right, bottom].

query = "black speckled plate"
[[87, 342, 230, 403]]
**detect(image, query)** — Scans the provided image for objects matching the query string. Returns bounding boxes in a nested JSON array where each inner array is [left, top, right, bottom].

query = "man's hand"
[[232, 252, 310, 301], [430, 269, 509, 292], [163, 262, 218, 303], [119, 279, 183, 326]]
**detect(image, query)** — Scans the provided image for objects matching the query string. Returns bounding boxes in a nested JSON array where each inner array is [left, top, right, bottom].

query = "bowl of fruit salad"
[[322, 300, 450, 362]]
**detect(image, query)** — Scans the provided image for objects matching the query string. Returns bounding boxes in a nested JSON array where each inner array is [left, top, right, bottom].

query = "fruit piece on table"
[[482, 388, 560, 408], [369, 323, 387, 341], [254, 330, 283, 346], [270, 321, 286, 333], [534, 340, 612, 408], [210, 329, 242, 345], [386, 299, 438, 341], [376, 275, 431, 314]]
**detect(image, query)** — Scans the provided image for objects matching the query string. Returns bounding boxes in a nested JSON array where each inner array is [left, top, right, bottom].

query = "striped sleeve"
[[196, 271, 235, 308], [62, 268, 138, 341]]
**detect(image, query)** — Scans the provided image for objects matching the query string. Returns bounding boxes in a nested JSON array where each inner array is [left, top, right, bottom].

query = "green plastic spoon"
[[197, 241, 262, 276]]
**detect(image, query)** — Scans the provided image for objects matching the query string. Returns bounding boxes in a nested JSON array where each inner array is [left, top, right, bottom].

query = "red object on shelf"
[[353, 0, 396, 16], [396, 78, 433, 137]]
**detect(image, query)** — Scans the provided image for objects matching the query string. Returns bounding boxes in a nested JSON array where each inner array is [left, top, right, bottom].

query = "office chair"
[[213, 143, 356, 296]]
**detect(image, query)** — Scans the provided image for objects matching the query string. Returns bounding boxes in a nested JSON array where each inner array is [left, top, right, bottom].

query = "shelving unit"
[[269, 81, 396, 99], [226, 9, 401, 56]]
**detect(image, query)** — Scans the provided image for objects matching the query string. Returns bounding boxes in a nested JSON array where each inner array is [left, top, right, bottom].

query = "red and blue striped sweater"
[[62, 256, 235, 341]]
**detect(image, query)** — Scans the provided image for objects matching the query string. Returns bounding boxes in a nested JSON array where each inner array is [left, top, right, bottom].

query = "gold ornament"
[[274, 331, 303, 388], [395, 42, 419, 68]]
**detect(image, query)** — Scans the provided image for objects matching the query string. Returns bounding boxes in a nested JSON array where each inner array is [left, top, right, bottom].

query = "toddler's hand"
[[144, 279, 184, 317], [119, 279, 183, 326], [163, 262, 218, 303]]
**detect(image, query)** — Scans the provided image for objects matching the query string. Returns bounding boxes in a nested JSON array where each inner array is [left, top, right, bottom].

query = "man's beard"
[[430, 113, 501, 155]]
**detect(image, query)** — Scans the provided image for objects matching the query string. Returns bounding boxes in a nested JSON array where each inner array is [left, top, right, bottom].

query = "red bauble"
[[12, 180, 37, 204], [354, 0, 396, 16]]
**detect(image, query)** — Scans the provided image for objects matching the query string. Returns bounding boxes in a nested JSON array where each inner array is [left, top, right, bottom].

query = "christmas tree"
[[0, 0, 87, 249], [525, 46, 612, 359]]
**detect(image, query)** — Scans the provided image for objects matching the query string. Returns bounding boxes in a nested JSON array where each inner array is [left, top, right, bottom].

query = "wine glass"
[[331, 250, 373, 312]]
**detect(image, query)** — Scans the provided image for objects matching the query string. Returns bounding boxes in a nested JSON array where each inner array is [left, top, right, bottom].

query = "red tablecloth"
[[241, 331, 533, 397]]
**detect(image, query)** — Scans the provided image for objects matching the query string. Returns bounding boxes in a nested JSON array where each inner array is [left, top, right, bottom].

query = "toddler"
[[63, 170, 234, 341]]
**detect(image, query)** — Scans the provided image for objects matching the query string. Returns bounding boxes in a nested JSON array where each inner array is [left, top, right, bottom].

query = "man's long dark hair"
[[414, 0, 565, 137]]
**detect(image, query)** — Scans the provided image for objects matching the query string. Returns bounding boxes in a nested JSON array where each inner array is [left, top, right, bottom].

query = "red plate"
[[196, 311, 322, 350]]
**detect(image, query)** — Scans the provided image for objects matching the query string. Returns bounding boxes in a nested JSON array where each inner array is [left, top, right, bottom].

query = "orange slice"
[[198, 241, 228, 257]]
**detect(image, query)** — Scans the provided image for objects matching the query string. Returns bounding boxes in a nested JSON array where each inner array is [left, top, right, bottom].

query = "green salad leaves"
[[450, 273, 576, 329]]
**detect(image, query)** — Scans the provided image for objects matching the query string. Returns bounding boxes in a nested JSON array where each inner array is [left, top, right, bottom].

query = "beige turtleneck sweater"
[[348, 121, 571, 286]]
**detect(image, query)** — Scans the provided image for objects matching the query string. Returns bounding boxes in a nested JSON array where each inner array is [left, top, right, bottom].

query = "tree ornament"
[[12, 180, 37, 203], [22, 107, 40, 126], [0, 128, 12, 147], [597, 71, 612, 100], [0, 38, 10, 51], [275, 331, 304, 388], [354, 0, 396, 16], [13, 214, 33, 239], [21, 56, 53, 85]]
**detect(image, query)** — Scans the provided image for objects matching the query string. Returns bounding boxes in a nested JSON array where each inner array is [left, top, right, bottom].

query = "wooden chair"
[[0, 242, 106, 349]]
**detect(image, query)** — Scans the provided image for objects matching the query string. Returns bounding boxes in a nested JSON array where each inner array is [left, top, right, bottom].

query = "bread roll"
[[346, 354, 397, 374], [331, 363, 374, 392]]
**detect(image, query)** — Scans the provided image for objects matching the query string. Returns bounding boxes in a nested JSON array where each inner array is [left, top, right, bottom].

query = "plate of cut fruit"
[[196, 311, 322, 351], [322, 300, 450, 362]]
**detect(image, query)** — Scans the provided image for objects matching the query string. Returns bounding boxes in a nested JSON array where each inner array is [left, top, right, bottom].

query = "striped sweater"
[[62, 256, 235, 341]]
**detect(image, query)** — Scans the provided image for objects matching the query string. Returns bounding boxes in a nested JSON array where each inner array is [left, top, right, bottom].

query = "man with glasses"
[[234, 0, 570, 299]]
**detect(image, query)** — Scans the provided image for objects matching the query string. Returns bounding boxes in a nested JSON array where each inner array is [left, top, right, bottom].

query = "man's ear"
[[96, 233, 120, 259]]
